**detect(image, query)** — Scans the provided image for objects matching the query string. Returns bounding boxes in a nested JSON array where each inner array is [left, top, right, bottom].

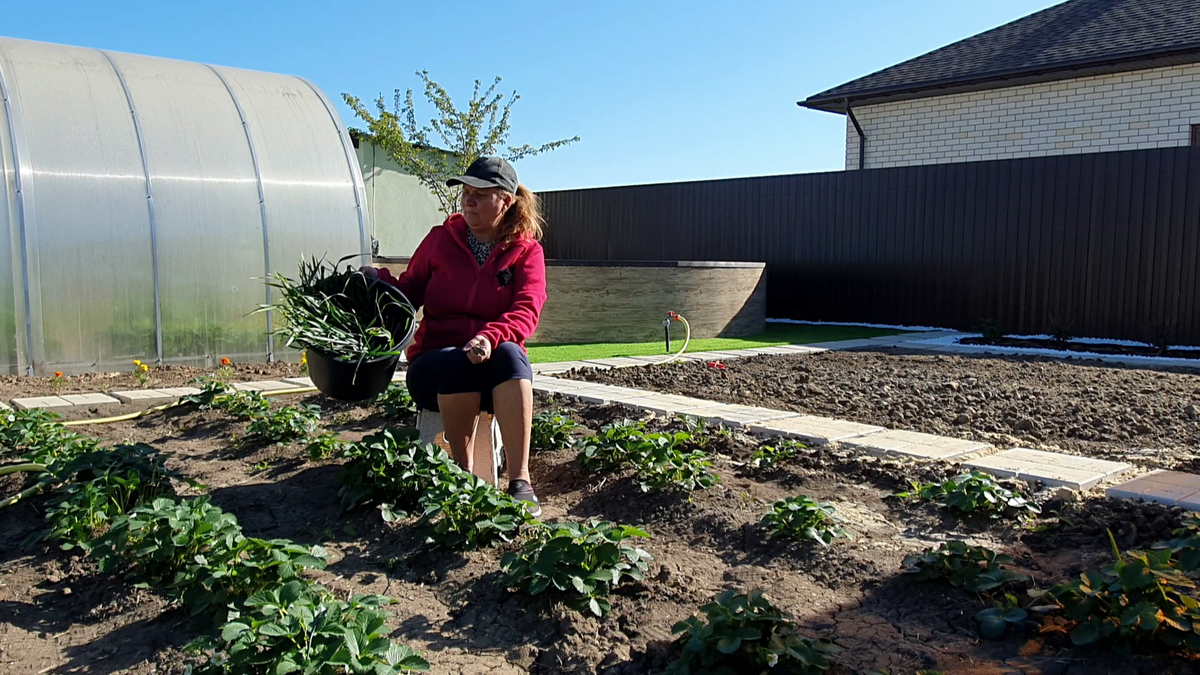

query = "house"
[[799, 0, 1200, 170]]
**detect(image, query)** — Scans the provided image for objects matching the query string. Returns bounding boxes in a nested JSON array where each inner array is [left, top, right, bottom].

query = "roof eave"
[[799, 47, 1200, 114]]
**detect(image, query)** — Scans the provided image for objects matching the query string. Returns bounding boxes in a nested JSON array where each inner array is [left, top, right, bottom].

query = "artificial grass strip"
[[525, 323, 906, 364]]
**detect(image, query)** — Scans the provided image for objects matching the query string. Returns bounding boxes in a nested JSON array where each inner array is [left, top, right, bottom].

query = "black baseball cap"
[[446, 156, 519, 194]]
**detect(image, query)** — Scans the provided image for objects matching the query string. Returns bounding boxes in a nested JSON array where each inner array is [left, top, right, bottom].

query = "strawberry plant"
[[305, 431, 350, 461], [212, 390, 272, 420], [577, 422, 718, 493], [1153, 515, 1200, 571], [337, 428, 456, 517], [760, 496, 849, 546], [42, 444, 181, 548], [246, 404, 322, 444], [749, 439, 805, 470], [532, 408, 577, 451], [0, 407, 95, 467], [418, 471, 535, 549], [976, 593, 1030, 639], [372, 383, 417, 422], [88, 496, 327, 624], [1044, 534, 1200, 654], [667, 588, 839, 675], [901, 541, 1028, 594], [896, 470, 1040, 520], [186, 582, 429, 674], [501, 520, 652, 616], [180, 379, 235, 409]]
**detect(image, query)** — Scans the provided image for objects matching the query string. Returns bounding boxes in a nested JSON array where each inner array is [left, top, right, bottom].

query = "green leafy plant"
[[901, 541, 1029, 594], [246, 404, 322, 444], [977, 593, 1029, 639], [977, 318, 1004, 341], [88, 497, 327, 624], [576, 422, 718, 493], [305, 431, 350, 462], [1153, 515, 1200, 571], [667, 589, 839, 675], [896, 470, 1040, 520], [210, 390, 272, 421], [501, 520, 652, 617], [418, 471, 535, 550], [760, 496, 850, 546], [0, 407, 94, 466], [372, 383, 417, 422], [259, 255, 416, 367], [336, 428, 455, 517], [749, 439, 805, 470], [531, 408, 577, 451], [181, 379, 235, 409], [42, 444, 181, 548], [1044, 533, 1200, 654], [186, 582, 429, 674]]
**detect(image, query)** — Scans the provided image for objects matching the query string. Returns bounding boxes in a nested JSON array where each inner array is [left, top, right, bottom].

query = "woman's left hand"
[[464, 335, 492, 364]]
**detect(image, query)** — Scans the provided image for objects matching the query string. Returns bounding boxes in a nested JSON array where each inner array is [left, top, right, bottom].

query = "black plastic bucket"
[[307, 349, 401, 401]]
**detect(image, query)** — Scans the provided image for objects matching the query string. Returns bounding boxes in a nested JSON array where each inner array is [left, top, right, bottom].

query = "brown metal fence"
[[539, 146, 1200, 345]]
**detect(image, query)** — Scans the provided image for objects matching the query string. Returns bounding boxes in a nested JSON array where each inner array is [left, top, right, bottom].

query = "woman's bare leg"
[[438, 392, 482, 471], [491, 378, 533, 482]]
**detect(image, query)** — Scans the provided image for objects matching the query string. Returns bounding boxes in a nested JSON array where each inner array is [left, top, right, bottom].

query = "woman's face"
[[461, 185, 513, 238]]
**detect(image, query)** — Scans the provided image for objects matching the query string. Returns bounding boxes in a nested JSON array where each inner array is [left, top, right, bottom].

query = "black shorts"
[[405, 342, 533, 413]]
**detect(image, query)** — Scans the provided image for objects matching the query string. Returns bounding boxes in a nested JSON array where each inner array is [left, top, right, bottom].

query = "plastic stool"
[[416, 409, 504, 486]]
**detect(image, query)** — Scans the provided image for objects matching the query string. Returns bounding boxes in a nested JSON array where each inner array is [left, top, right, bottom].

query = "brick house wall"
[[846, 63, 1200, 169]]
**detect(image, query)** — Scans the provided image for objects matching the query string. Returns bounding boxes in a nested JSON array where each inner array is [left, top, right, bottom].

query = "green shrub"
[[211, 390, 272, 421], [896, 470, 1040, 520], [760, 496, 850, 546], [246, 404, 322, 444], [901, 541, 1028, 594], [531, 408, 577, 451], [336, 428, 454, 518], [186, 582, 429, 674], [667, 589, 838, 675], [501, 520, 652, 616]]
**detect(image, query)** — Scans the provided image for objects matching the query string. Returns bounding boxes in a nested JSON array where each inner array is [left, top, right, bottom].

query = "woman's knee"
[[487, 342, 533, 388]]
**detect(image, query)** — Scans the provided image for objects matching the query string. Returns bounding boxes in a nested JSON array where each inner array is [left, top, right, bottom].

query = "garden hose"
[[62, 385, 318, 427], [653, 312, 691, 366]]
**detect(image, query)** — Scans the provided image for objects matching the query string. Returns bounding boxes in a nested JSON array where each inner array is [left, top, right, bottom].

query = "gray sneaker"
[[506, 479, 542, 517]]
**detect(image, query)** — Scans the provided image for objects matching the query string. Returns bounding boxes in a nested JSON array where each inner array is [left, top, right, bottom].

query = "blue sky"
[[5, 0, 1063, 191]]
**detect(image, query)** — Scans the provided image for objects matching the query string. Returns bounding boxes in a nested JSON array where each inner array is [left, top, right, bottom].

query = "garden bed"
[[565, 348, 1200, 471], [3, 383, 1200, 674], [960, 336, 1200, 360]]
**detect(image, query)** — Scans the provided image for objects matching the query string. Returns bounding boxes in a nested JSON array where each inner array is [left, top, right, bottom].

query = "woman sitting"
[[365, 156, 547, 516]]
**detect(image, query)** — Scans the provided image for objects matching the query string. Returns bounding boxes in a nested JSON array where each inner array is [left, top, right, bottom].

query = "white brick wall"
[[844, 63, 1200, 169]]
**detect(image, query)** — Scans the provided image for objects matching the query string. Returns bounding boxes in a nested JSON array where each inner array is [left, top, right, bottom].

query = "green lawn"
[[525, 323, 906, 364]]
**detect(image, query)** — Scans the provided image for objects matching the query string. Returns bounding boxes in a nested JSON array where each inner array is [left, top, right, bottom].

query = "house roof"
[[801, 0, 1200, 113]]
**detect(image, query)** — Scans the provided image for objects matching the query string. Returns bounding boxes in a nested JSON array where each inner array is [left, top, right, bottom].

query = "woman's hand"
[[463, 335, 492, 364]]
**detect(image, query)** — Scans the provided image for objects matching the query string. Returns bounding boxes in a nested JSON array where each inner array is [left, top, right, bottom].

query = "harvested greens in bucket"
[[259, 256, 416, 367]]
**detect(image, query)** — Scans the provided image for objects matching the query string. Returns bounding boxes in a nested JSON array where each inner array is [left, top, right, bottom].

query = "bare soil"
[[2, 367, 1200, 673], [565, 348, 1200, 472], [0, 362, 306, 400]]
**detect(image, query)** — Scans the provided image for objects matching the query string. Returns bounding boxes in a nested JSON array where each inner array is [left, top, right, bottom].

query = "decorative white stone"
[[157, 387, 202, 397], [232, 380, 297, 392], [282, 377, 315, 387]]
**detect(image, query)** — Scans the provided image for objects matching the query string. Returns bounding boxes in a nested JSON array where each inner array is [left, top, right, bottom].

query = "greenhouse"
[[0, 36, 368, 375]]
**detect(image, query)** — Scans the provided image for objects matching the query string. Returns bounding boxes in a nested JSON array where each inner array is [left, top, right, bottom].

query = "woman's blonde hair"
[[498, 184, 544, 244]]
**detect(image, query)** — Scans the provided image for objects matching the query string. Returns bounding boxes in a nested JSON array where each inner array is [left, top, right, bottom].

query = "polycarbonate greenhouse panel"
[[0, 67, 20, 374], [213, 65, 367, 361], [106, 52, 270, 364], [0, 36, 369, 374], [0, 39, 158, 371]]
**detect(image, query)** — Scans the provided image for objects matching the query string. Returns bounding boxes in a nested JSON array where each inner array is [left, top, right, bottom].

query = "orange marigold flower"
[[53, 371, 62, 378], [220, 357, 231, 366]]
